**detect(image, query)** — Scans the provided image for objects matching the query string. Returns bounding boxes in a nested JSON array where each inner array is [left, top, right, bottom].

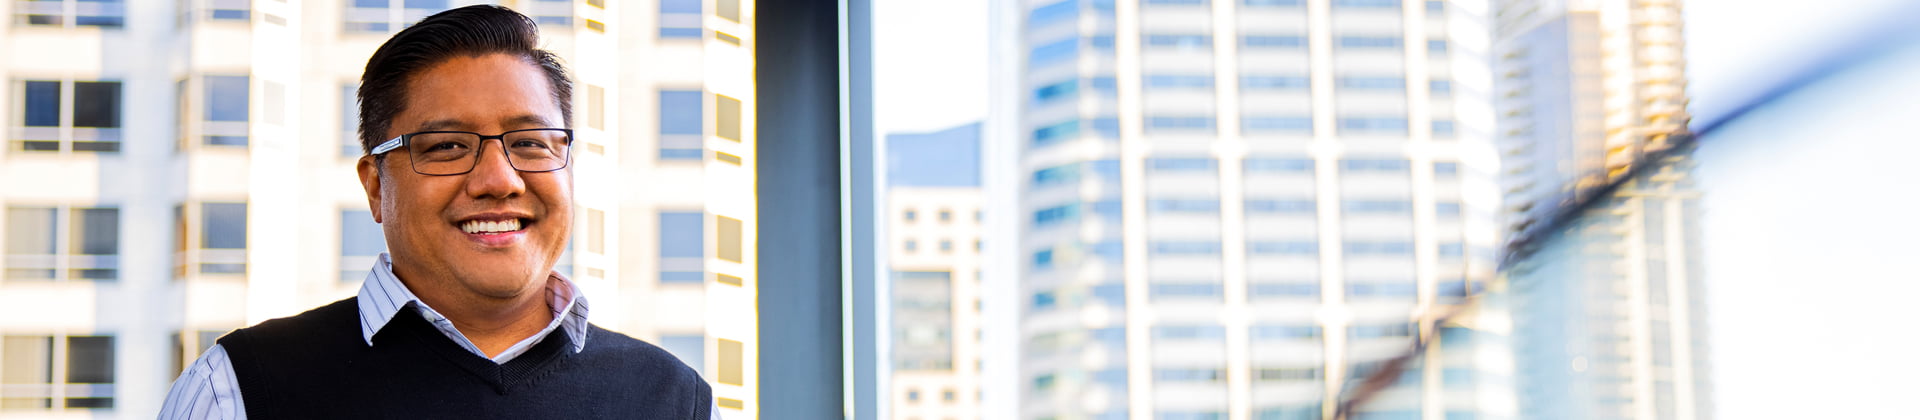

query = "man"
[[159, 6, 715, 419]]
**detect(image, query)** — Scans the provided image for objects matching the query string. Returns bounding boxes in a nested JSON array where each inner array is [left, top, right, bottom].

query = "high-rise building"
[[986, 0, 1510, 418], [0, 1, 758, 418], [1491, 1, 1710, 419], [884, 122, 985, 420]]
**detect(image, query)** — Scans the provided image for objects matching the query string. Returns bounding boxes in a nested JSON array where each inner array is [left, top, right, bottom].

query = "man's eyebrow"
[[416, 119, 469, 132], [502, 114, 557, 129]]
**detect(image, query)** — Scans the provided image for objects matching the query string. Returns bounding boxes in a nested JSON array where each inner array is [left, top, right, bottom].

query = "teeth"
[[462, 219, 523, 234]]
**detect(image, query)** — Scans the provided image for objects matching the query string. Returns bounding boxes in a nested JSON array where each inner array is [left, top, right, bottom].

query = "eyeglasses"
[[370, 128, 573, 176]]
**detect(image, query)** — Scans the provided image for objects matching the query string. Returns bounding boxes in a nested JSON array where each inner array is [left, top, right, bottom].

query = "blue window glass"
[[1245, 158, 1314, 172], [1153, 325, 1226, 339], [1148, 157, 1216, 171], [1091, 117, 1121, 139], [1033, 249, 1055, 269], [1333, 0, 1399, 8], [1089, 240, 1124, 260], [1432, 120, 1456, 137], [659, 90, 703, 135], [1029, 0, 1078, 27], [1151, 241, 1220, 255], [1089, 77, 1119, 96], [1033, 119, 1082, 145], [1154, 371, 1224, 384], [1430, 80, 1453, 94], [1032, 291, 1057, 310], [659, 149, 703, 160], [1342, 159, 1409, 172], [203, 203, 248, 250], [1245, 200, 1316, 214], [1091, 284, 1126, 307], [1034, 204, 1082, 226], [1339, 117, 1409, 134], [1244, 0, 1303, 6], [1442, 369, 1475, 387], [1033, 79, 1079, 104], [1245, 116, 1313, 133], [1146, 116, 1215, 132], [340, 210, 385, 257], [1428, 40, 1449, 54], [1145, 34, 1212, 50], [1344, 200, 1412, 214], [1351, 281, 1428, 299], [1337, 36, 1401, 48], [1092, 368, 1128, 390], [1251, 283, 1320, 298], [23, 81, 59, 127], [1427, 1, 1445, 13], [1151, 284, 1224, 300], [1251, 325, 1321, 339], [1339, 77, 1405, 90], [1089, 35, 1116, 51], [1087, 200, 1123, 220], [1248, 241, 1317, 255], [1243, 35, 1305, 48], [1092, 327, 1126, 348], [659, 0, 702, 38], [661, 0, 700, 14], [1146, 0, 1208, 5], [1030, 38, 1080, 66], [1349, 323, 1414, 339], [1148, 199, 1220, 213], [1435, 202, 1461, 216], [659, 212, 705, 283], [1088, 160, 1122, 178], [206, 76, 250, 122], [1242, 75, 1311, 90], [1034, 164, 1082, 186], [1345, 241, 1414, 255], [1439, 242, 1464, 257], [1145, 75, 1214, 89]]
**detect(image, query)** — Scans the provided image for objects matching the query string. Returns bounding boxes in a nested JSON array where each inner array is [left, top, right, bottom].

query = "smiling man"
[[158, 6, 715, 419]]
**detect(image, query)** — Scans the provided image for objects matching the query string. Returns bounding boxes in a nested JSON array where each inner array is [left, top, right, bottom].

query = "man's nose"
[[464, 139, 527, 199]]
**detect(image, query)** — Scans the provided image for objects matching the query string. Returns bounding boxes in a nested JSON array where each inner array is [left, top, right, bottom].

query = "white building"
[[1491, 0, 1710, 419], [884, 122, 986, 420], [0, 0, 759, 418], [985, 0, 1511, 418]]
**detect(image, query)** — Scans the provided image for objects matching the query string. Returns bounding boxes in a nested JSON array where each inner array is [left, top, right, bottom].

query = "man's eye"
[[511, 140, 550, 149], [425, 141, 468, 152]]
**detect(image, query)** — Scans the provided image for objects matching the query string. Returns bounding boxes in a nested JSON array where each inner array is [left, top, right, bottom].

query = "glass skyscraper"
[[988, 0, 1511, 418]]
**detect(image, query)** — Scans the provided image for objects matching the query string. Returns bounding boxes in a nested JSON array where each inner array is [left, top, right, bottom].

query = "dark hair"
[[356, 5, 572, 155]]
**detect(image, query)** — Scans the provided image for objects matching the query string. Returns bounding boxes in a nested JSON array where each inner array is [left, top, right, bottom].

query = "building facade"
[[885, 121, 986, 420], [989, 0, 1511, 418], [0, 0, 758, 418]]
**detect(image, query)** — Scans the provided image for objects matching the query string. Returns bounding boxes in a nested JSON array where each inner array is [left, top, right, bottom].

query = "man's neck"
[[392, 270, 556, 358]]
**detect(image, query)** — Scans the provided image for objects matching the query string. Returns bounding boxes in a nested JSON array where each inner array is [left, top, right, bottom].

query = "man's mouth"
[[459, 218, 528, 234]]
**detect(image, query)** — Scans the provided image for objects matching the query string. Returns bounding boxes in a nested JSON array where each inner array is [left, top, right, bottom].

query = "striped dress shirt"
[[158, 253, 720, 419]]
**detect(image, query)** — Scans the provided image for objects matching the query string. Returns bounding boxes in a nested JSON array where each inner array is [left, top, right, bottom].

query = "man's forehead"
[[414, 114, 558, 132]]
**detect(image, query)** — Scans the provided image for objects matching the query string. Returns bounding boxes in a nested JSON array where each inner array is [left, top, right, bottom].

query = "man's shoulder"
[[219, 298, 361, 351], [577, 325, 705, 380]]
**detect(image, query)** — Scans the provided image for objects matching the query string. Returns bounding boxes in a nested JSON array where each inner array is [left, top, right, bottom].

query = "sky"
[[870, 0, 1920, 415]]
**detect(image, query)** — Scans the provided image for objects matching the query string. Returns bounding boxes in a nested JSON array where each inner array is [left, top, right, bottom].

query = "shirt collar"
[[356, 253, 590, 355]]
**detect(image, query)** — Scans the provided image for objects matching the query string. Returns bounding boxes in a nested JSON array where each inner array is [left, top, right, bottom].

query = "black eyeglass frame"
[[368, 128, 575, 176]]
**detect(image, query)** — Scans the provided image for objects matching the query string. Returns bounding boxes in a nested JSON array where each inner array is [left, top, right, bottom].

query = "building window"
[[716, 215, 743, 263], [1247, 240, 1317, 256], [1245, 200, 1316, 215], [1343, 200, 1413, 214], [1, 335, 116, 409], [185, 0, 251, 21], [1244, 157, 1314, 173], [1338, 117, 1410, 135], [1342, 158, 1410, 172], [1242, 35, 1305, 49], [1146, 116, 1216, 133], [903, 209, 917, 223], [659, 335, 705, 375], [1144, 74, 1213, 90], [1243, 116, 1312, 134], [202, 75, 249, 147], [1242, 75, 1310, 90], [523, 0, 573, 26], [339, 209, 384, 282], [904, 239, 918, 253], [659, 0, 702, 38], [938, 239, 953, 253], [13, 80, 122, 152], [343, 0, 457, 33], [198, 202, 248, 274], [1147, 157, 1217, 172], [716, 338, 743, 386], [1243, 0, 1303, 7], [1333, 0, 1398, 8], [715, 94, 742, 142], [1338, 77, 1406, 90], [659, 211, 704, 283], [1336, 36, 1401, 49], [658, 89, 703, 160], [716, 0, 740, 22], [5, 206, 118, 281], [15, 0, 126, 27], [1144, 34, 1211, 52], [341, 84, 362, 156]]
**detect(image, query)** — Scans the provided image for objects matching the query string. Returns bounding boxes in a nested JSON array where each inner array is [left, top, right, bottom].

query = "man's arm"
[[157, 344, 247, 420]]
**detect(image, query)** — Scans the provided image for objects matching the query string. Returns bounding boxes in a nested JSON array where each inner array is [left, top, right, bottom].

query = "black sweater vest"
[[217, 298, 712, 419]]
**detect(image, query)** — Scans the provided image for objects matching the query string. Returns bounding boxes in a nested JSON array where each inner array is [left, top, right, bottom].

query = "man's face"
[[357, 53, 572, 300]]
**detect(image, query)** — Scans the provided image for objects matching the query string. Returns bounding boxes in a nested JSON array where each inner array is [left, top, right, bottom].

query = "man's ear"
[[357, 155, 385, 223]]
